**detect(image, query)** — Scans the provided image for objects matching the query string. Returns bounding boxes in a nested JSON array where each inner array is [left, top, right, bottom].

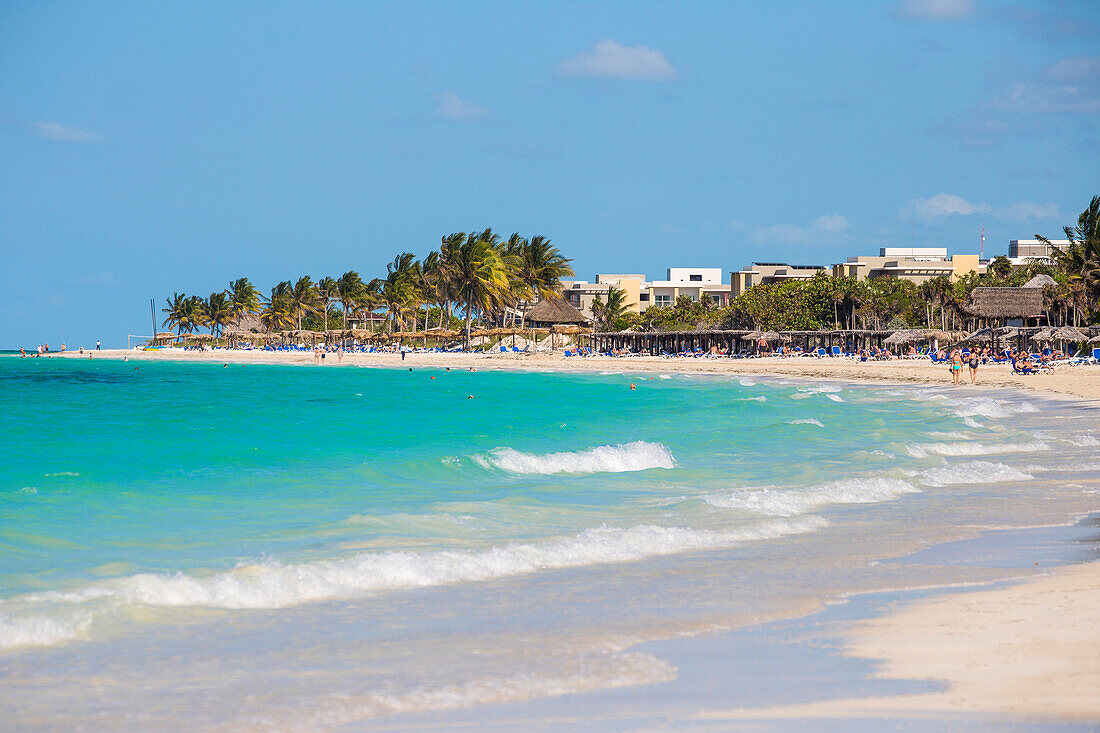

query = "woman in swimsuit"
[[967, 351, 979, 384], [950, 349, 963, 385]]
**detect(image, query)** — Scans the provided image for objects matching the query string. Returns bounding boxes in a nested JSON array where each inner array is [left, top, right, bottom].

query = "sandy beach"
[[33, 348, 1100, 725], [698, 558, 1100, 724], [53, 347, 1100, 402]]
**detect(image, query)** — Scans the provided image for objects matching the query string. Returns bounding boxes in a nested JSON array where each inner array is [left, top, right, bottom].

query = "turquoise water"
[[1, 356, 1098, 728]]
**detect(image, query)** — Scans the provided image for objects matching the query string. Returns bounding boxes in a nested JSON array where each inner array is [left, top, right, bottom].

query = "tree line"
[[162, 229, 574, 348], [595, 195, 1099, 334]]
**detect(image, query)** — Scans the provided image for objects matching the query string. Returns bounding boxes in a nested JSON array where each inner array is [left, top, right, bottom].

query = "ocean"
[[0, 356, 1097, 728]]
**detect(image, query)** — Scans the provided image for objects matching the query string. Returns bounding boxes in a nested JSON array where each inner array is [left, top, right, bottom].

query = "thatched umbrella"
[[758, 331, 787, 342], [1029, 328, 1056, 343], [1053, 326, 1088, 342], [1089, 334, 1100, 344], [884, 329, 926, 345]]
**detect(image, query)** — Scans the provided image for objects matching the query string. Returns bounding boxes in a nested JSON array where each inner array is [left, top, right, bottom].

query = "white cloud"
[[722, 215, 850, 246], [555, 40, 675, 81], [993, 55, 1100, 113], [994, 201, 1062, 222], [811, 214, 849, 233], [31, 122, 105, 144], [435, 91, 490, 122], [895, 0, 977, 20], [900, 193, 990, 220]]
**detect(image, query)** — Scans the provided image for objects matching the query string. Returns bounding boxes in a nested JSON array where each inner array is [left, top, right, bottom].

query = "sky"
[[1, 0, 1097, 347]]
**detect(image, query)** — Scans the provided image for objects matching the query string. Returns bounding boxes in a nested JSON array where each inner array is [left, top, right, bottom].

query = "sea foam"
[[910, 461, 1033, 487], [0, 517, 825, 649], [905, 440, 1050, 458], [788, 418, 824, 427], [704, 477, 919, 517], [474, 441, 675, 475]]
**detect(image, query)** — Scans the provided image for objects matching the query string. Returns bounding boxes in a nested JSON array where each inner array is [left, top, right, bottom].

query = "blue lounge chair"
[[830, 346, 842, 357]]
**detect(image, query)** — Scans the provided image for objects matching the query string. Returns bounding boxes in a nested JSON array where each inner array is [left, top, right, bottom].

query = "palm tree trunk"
[[464, 304, 473, 349]]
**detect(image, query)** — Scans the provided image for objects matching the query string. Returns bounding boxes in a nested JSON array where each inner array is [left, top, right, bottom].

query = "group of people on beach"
[[312, 345, 344, 364]]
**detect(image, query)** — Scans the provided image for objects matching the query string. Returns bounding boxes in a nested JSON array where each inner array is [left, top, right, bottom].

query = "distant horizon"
[[2, 0, 1096, 348]]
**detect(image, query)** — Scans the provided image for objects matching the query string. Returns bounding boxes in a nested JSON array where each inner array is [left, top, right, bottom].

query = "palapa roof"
[[1023, 273, 1058, 288], [525, 297, 589, 325], [963, 287, 1043, 319]]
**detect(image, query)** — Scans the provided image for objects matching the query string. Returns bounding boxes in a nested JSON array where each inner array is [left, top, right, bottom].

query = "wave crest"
[[474, 441, 675, 475], [704, 478, 919, 517], [0, 517, 824, 649]]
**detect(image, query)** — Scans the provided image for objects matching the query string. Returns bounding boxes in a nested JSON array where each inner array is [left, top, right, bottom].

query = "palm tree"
[[162, 293, 207, 335], [261, 281, 295, 332], [514, 235, 574, 327], [289, 276, 321, 331], [1039, 195, 1100, 312], [336, 271, 366, 332], [226, 277, 260, 328], [989, 255, 1012, 280], [205, 292, 233, 337], [591, 286, 631, 331], [448, 229, 511, 348], [317, 276, 338, 332], [381, 253, 420, 331]]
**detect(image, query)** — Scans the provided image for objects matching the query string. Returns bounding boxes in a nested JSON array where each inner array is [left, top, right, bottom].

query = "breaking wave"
[[474, 441, 675, 475], [910, 461, 1033, 487], [703, 478, 919, 517], [788, 418, 824, 427], [0, 517, 824, 650], [905, 440, 1050, 458]]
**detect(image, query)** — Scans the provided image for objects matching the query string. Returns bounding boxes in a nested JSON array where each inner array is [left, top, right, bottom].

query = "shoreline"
[[38, 347, 1100, 404], [20, 348, 1100, 726]]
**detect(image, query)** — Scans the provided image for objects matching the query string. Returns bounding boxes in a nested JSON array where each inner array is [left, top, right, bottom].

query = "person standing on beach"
[[950, 349, 963, 386], [96, 340, 100, 350], [968, 350, 980, 384]]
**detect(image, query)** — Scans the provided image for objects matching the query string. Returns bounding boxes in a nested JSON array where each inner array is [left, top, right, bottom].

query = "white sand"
[[53, 347, 1100, 402], [697, 560, 1100, 723]]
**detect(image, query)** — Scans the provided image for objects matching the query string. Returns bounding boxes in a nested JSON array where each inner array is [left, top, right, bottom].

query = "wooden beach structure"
[[588, 329, 907, 355]]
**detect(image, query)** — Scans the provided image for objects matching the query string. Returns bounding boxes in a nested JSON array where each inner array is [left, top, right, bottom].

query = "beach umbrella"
[[759, 331, 788, 342], [1088, 334, 1100, 344], [1053, 326, 1088, 342], [1029, 328, 1056, 343], [884, 329, 926, 345]]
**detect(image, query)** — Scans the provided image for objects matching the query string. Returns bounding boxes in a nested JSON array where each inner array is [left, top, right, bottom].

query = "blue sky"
[[1, 0, 1096, 347]]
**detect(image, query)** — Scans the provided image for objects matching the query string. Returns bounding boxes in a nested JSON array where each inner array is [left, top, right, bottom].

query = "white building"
[[1008, 239, 1069, 266], [562, 267, 730, 318]]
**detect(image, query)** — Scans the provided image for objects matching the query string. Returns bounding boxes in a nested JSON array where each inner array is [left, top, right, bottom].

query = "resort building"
[[731, 263, 828, 296], [647, 268, 730, 307], [562, 268, 730, 318], [831, 247, 984, 284], [1008, 239, 1069, 266]]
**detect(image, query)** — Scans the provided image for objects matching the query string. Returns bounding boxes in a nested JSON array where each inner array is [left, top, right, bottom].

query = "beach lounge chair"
[[830, 346, 841, 357]]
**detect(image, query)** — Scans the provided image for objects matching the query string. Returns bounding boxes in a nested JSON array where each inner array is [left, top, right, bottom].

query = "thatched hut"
[[963, 287, 1044, 323], [525, 298, 588, 327], [1023, 273, 1057, 289]]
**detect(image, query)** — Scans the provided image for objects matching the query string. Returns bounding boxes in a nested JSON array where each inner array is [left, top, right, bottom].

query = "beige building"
[[731, 263, 828, 296], [562, 268, 730, 318], [831, 248, 984, 284]]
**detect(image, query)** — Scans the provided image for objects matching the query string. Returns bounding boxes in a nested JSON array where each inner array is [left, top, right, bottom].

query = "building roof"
[[1022, 273, 1058, 288], [526, 297, 589, 325], [963, 287, 1044, 318]]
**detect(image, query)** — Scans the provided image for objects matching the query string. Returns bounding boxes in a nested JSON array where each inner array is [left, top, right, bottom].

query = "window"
[[655, 295, 672, 306], [639, 293, 649, 302], [689, 274, 702, 281]]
